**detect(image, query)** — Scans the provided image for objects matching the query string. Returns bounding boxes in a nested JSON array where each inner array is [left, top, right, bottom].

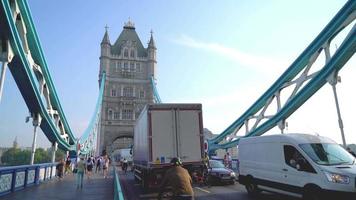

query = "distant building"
[[98, 20, 157, 155], [13, 136, 18, 149]]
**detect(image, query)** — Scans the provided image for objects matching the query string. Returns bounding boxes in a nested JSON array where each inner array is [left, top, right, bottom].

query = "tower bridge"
[[0, 0, 355, 199]]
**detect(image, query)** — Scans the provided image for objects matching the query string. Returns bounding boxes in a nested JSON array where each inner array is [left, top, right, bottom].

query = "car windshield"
[[209, 160, 225, 168], [299, 143, 355, 166]]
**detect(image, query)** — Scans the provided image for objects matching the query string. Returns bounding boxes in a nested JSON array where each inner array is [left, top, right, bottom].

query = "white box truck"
[[238, 133, 356, 200], [133, 104, 204, 190]]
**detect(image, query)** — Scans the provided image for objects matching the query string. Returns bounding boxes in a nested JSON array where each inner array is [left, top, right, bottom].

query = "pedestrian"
[[103, 155, 110, 178], [56, 158, 65, 180], [223, 154, 228, 167], [76, 156, 86, 189], [86, 157, 94, 179], [95, 156, 102, 173], [227, 152, 232, 169], [65, 157, 71, 174]]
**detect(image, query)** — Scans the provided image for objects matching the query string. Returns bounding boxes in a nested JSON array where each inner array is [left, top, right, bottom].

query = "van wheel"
[[303, 187, 321, 200], [245, 178, 260, 196]]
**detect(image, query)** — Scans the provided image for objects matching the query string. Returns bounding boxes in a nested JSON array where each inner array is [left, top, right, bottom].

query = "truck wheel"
[[245, 178, 260, 196]]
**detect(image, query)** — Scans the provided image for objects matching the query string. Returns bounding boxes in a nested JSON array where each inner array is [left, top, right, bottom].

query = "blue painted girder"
[[209, 0, 356, 151]]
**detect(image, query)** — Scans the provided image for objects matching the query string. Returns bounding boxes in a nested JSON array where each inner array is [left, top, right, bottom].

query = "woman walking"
[[103, 155, 110, 178], [76, 157, 86, 189]]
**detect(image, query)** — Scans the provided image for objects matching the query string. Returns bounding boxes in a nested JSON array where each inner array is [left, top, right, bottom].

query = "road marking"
[[194, 186, 211, 193]]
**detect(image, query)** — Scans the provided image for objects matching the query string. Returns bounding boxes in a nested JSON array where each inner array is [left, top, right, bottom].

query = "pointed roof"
[[111, 20, 147, 57], [148, 30, 156, 49], [101, 25, 110, 45]]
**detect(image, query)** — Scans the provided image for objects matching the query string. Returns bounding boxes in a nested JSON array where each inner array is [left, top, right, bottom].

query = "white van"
[[238, 134, 356, 200]]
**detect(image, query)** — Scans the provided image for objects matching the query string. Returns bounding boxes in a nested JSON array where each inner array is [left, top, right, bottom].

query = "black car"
[[207, 160, 236, 185]]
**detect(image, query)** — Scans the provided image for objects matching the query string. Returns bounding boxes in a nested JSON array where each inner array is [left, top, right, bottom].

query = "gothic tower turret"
[[99, 27, 111, 80], [147, 31, 157, 79]]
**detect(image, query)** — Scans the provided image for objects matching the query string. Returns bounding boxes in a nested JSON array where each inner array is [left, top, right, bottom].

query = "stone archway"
[[109, 136, 133, 153]]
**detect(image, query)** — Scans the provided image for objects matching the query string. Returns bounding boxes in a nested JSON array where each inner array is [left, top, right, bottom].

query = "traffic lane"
[[194, 182, 300, 200], [118, 170, 299, 200]]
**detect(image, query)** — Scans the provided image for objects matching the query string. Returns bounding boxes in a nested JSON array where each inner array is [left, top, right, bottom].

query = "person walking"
[[86, 157, 94, 179], [76, 156, 86, 189], [95, 156, 101, 173], [227, 152, 232, 169], [56, 158, 65, 180], [65, 157, 71, 174], [103, 155, 110, 178]]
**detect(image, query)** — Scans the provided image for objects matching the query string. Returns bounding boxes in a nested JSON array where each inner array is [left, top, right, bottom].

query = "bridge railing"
[[0, 162, 57, 196], [114, 166, 125, 200]]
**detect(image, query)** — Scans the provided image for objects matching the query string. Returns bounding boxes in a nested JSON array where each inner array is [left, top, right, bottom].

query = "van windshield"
[[299, 143, 355, 166]]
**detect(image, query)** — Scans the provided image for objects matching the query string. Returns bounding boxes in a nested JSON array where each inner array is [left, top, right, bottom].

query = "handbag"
[[73, 168, 78, 173]]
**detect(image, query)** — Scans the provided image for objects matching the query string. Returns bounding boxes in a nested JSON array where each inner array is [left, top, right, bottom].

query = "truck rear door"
[[151, 109, 177, 163], [176, 109, 203, 163]]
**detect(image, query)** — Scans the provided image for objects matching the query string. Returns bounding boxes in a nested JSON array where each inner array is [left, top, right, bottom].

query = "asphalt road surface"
[[117, 168, 299, 200]]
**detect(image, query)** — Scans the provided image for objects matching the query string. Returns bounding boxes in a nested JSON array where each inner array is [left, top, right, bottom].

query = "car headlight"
[[324, 171, 350, 184], [230, 172, 236, 177]]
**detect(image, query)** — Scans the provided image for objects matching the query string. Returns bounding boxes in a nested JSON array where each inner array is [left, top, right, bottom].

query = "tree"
[[1, 148, 30, 166], [34, 148, 51, 164], [0, 147, 66, 166]]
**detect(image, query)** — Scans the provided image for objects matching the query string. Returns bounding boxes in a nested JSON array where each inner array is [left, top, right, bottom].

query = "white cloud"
[[173, 34, 288, 74]]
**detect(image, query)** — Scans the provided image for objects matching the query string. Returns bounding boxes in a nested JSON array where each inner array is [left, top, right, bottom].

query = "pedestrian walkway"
[[0, 172, 114, 200]]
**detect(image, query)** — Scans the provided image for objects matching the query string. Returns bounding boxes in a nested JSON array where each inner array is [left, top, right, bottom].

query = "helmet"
[[170, 157, 182, 166]]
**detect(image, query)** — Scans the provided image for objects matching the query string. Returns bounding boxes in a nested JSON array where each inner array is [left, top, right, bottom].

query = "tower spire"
[[148, 29, 156, 49], [101, 25, 111, 44]]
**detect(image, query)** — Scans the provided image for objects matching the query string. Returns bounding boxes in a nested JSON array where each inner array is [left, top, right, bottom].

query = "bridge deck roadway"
[[0, 172, 114, 200]]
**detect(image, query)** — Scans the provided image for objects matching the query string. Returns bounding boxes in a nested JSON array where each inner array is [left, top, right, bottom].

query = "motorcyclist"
[[158, 157, 194, 200], [122, 158, 128, 173]]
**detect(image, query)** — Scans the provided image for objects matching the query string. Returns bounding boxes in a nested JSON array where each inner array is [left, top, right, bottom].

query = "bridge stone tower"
[[98, 20, 156, 155]]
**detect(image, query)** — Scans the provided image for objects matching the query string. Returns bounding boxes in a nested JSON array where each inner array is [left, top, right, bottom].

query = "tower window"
[[108, 110, 113, 120], [114, 112, 120, 120], [111, 89, 117, 97], [123, 62, 128, 72], [124, 49, 129, 57], [130, 50, 135, 58], [116, 61, 121, 72], [139, 90, 145, 98], [123, 87, 133, 97], [122, 109, 133, 120], [130, 62, 135, 72], [136, 63, 141, 72]]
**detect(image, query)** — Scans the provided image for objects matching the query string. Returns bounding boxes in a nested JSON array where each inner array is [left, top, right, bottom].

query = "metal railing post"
[[51, 142, 57, 163], [0, 61, 8, 103], [30, 114, 42, 165]]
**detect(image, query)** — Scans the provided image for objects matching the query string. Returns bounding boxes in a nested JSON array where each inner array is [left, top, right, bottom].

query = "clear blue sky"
[[0, 0, 354, 148]]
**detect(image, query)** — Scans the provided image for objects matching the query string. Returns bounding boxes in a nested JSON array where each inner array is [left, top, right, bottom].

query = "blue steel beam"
[[211, 25, 355, 151], [18, 0, 76, 145], [1, 0, 75, 150], [151, 75, 162, 103], [209, 0, 355, 149], [78, 73, 106, 155]]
